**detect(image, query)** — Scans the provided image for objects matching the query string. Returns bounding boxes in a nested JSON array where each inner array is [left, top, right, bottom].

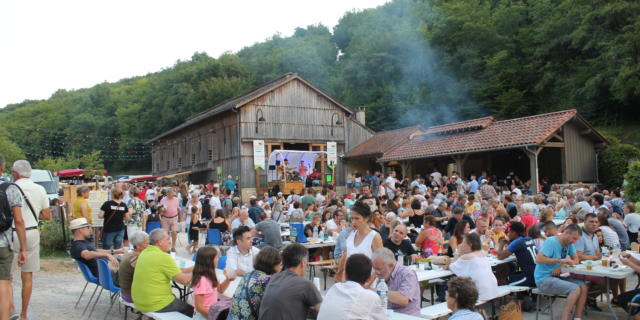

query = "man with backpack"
[[0, 154, 28, 320]]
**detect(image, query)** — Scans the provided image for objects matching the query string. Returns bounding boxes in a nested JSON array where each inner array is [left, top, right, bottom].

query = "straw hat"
[[69, 218, 91, 230]]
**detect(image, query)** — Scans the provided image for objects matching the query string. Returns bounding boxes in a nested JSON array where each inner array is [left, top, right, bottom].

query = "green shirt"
[[132, 245, 181, 312], [301, 194, 316, 211]]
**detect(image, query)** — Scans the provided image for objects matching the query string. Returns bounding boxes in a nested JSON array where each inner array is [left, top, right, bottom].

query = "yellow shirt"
[[132, 245, 181, 312], [72, 197, 92, 224]]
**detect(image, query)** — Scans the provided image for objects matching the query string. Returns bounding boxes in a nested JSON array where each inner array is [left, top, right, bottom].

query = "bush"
[[627, 160, 640, 203], [598, 140, 640, 188], [40, 219, 69, 255]]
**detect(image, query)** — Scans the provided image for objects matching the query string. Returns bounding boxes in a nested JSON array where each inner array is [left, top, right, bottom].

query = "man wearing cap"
[[9, 160, 51, 320], [69, 218, 122, 278], [0, 154, 27, 320]]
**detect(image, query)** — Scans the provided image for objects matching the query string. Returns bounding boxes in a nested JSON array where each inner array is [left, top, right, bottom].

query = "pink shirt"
[[193, 276, 218, 311], [160, 197, 180, 218]]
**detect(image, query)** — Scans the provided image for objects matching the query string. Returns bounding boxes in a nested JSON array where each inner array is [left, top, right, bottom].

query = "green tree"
[[625, 160, 640, 202]]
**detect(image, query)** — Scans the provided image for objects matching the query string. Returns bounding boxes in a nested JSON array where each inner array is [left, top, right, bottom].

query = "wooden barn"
[[344, 109, 609, 192], [148, 73, 373, 198]]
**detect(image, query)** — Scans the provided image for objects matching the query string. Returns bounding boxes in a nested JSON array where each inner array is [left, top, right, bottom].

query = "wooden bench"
[[308, 259, 335, 279], [119, 296, 142, 320], [320, 264, 338, 290]]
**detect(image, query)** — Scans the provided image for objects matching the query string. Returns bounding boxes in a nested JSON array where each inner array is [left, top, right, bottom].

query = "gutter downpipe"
[[232, 106, 242, 189]]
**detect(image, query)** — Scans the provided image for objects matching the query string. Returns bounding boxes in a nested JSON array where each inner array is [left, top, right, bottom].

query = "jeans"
[[103, 230, 125, 249]]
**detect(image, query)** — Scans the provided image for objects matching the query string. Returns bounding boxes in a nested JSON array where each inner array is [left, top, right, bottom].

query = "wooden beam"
[[541, 142, 565, 148], [551, 133, 564, 142]]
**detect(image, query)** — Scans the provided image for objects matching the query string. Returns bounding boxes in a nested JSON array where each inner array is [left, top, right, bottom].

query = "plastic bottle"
[[397, 252, 405, 265], [376, 278, 389, 310], [319, 227, 325, 241], [313, 226, 319, 239], [290, 228, 298, 243]]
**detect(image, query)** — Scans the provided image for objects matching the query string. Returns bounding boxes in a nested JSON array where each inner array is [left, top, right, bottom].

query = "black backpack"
[[201, 197, 212, 220], [0, 182, 15, 233]]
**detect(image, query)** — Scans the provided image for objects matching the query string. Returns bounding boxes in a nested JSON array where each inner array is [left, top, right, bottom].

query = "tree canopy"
[[1, 0, 639, 174]]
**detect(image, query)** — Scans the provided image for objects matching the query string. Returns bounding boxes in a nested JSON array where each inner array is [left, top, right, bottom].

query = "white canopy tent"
[[267, 150, 326, 182]]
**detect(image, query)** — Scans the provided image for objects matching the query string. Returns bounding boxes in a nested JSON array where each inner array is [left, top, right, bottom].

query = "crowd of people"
[[67, 168, 640, 320], [3, 149, 640, 320]]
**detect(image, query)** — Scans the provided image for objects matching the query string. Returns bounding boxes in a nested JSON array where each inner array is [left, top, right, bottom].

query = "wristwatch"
[[111, 249, 114, 255]]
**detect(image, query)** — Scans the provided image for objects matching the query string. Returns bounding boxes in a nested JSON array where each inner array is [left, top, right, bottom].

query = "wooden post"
[[255, 168, 260, 191], [451, 154, 469, 178], [524, 147, 541, 194]]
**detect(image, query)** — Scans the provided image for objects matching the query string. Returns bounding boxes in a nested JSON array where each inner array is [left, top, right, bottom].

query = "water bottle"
[[397, 252, 405, 265], [313, 226, 319, 239], [290, 228, 298, 243], [319, 227, 325, 241], [376, 278, 389, 310]]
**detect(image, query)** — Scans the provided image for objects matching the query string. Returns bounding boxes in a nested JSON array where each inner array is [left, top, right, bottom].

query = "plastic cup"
[[419, 262, 427, 270], [602, 259, 609, 267], [170, 252, 176, 259]]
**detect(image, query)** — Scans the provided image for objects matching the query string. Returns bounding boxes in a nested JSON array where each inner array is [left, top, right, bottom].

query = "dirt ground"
[[10, 240, 633, 320]]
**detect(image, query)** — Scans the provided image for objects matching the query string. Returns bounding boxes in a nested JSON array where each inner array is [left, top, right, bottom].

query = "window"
[[208, 149, 213, 161], [191, 154, 195, 165], [178, 157, 182, 168], [166, 161, 170, 170]]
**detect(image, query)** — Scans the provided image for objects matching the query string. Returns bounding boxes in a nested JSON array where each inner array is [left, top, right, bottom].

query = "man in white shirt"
[[226, 226, 260, 276], [318, 253, 385, 320], [325, 208, 345, 236], [10, 160, 51, 320], [146, 186, 157, 204], [430, 169, 442, 187], [385, 171, 398, 200], [209, 187, 222, 216]]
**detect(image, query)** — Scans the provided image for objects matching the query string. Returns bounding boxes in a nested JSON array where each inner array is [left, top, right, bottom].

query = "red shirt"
[[520, 215, 539, 231]]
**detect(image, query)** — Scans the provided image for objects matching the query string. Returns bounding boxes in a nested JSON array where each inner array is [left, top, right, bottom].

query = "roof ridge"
[[493, 109, 576, 125], [186, 73, 297, 121], [377, 125, 422, 134], [427, 115, 494, 130]]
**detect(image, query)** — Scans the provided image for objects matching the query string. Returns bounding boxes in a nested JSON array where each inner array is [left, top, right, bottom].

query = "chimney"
[[355, 105, 366, 126]]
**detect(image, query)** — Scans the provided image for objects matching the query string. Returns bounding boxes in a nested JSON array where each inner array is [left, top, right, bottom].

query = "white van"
[[31, 169, 59, 201]]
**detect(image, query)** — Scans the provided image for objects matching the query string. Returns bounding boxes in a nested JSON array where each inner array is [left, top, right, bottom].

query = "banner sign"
[[253, 140, 266, 169], [327, 141, 337, 168]]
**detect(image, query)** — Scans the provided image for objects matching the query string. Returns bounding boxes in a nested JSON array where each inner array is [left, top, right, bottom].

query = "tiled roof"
[[379, 109, 580, 161], [344, 125, 423, 158], [425, 116, 494, 135]]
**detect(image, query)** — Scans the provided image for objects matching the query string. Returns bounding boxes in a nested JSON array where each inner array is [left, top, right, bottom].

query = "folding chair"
[[206, 228, 222, 245], [74, 260, 100, 316]]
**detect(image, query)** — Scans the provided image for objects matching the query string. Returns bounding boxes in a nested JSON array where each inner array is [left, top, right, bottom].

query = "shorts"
[[537, 276, 584, 296], [12, 229, 40, 273], [0, 247, 12, 280], [161, 216, 180, 233]]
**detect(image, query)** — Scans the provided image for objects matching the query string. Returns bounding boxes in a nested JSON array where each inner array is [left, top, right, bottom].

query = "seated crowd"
[[68, 171, 640, 320]]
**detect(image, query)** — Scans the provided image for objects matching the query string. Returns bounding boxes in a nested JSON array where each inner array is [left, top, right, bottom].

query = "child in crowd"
[[188, 206, 206, 253], [191, 246, 236, 319]]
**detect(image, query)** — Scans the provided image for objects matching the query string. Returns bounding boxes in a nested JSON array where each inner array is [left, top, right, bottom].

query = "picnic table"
[[562, 258, 635, 320]]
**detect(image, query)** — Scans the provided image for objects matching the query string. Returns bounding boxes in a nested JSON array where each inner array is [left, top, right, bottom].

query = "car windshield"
[[34, 181, 58, 195]]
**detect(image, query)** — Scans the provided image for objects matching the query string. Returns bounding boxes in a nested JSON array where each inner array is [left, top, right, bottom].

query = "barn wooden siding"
[[152, 111, 240, 182], [563, 121, 597, 182]]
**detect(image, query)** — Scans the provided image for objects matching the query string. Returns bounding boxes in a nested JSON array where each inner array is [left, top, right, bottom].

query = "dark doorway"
[[284, 143, 309, 151]]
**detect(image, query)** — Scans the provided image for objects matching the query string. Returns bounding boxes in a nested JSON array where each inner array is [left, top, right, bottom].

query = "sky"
[[0, 0, 389, 108]]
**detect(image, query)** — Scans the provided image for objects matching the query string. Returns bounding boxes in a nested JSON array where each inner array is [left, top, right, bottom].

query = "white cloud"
[[0, 0, 388, 107]]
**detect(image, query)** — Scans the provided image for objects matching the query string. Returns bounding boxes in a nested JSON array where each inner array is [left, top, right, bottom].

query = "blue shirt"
[[248, 206, 264, 224], [534, 236, 575, 284], [224, 179, 236, 192], [469, 180, 479, 193], [507, 236, 537, 286]]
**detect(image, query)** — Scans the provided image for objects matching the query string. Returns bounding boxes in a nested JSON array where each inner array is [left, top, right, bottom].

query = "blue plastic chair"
[[218, 256, 227, 270], [290, 223, 308, 243], [146, 221, 161, 234], [75, 260, 100, 316], [206, 228, 223, 245], [89, 259, 121, 319]]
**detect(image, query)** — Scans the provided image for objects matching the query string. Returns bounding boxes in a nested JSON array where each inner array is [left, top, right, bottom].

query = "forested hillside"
[[1, 0, 639, 173]]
